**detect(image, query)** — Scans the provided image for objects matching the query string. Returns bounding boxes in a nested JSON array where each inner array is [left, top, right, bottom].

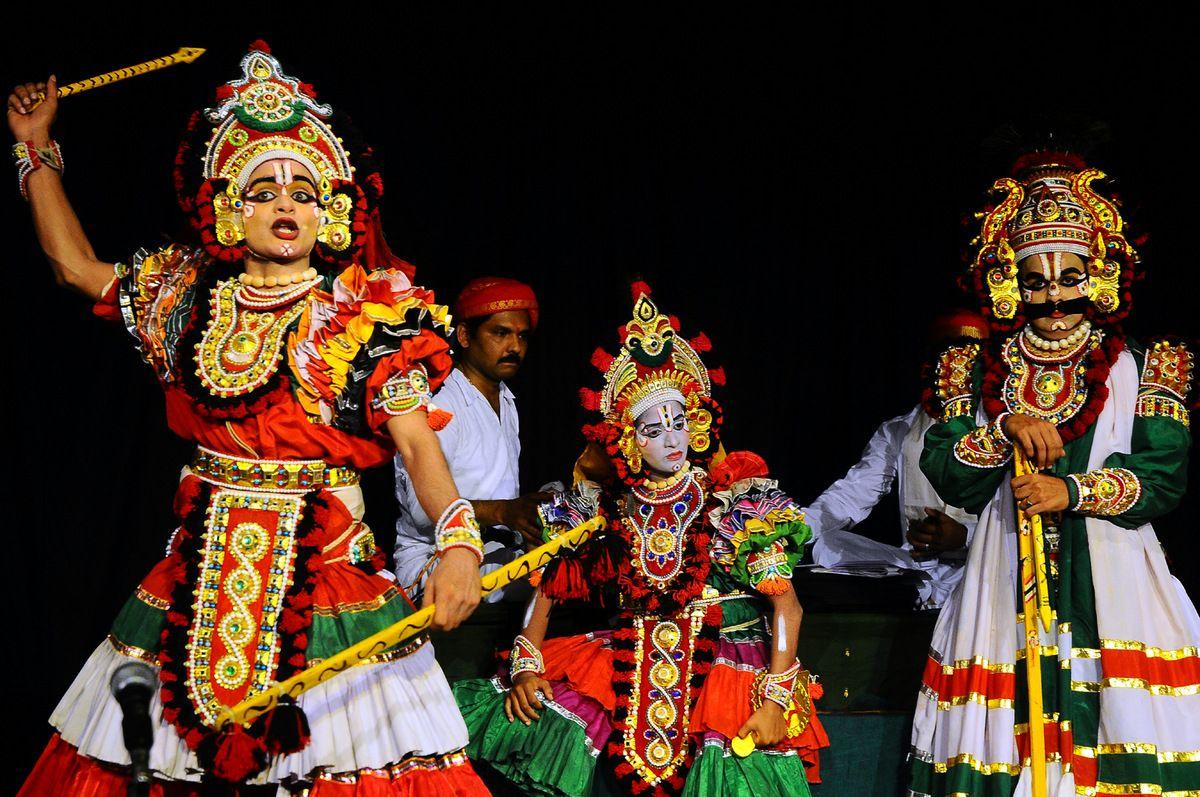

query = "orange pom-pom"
[[756, 576, 790, 596], [426, 407, 453, 431]]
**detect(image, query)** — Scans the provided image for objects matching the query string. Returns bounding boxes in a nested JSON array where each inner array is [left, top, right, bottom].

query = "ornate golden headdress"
[[580, 282, 724, 477], [968, 152, 1137, 329]]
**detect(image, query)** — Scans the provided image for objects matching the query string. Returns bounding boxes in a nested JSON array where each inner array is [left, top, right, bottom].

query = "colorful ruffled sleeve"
[[709, 477, 810, 596], [289, 264, 455, 437], [92, 244, 210, 383], [1063, 339, 1193, 527]]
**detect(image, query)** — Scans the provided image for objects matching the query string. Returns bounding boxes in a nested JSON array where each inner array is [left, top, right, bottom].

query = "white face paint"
[[776, 614, 789, 653], [635, 400, 689, 477], [1019, 252, 1091, 339]]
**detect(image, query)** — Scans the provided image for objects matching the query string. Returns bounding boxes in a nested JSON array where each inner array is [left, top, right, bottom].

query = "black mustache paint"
[[1024, 297, 1091, 319]]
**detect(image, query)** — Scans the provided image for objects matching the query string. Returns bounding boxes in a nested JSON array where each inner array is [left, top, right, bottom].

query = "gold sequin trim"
[[136, 587, 171, 611], [108, 634, 159, 665], [311, 586, 401, 617], [1073, 678, 1200, 697], [930, 752, 1021, 777], [312, 748, 470, 783], [1136, 394, 1191, 428], [307, 635, 427, 667], [1100, 640, 1199, 660]]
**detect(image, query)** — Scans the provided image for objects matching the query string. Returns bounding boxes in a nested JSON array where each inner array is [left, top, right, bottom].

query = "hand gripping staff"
[[216, 515, 605, 730], [1014, 449, 1053, 797], [31, 47, 205, 106]]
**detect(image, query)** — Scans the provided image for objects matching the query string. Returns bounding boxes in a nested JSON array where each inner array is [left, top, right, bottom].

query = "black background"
[[3, 9, 1196, 791]]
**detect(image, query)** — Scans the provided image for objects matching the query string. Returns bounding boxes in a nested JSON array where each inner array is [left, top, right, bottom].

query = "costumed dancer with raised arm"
[[453, 283, 829, 796], [909, 151, 1200, 796], [11, 42, 490, 794]]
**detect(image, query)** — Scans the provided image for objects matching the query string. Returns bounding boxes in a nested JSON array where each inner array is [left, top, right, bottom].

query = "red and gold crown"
[[175, 41, 377, 266], [579, 282, 725, 481], [967, 151, 1138, 330], [202, 46, 353, 191]]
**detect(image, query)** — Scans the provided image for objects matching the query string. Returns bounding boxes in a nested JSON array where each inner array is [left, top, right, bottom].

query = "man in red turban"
[[394, 276, 550, 680]]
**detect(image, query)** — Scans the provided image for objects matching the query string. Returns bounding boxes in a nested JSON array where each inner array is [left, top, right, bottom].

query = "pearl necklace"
[[238, 267, 319, 288], [234, 276, 322, 310], [634, 467, 696, 505], [1023, 320, 1092, 354]]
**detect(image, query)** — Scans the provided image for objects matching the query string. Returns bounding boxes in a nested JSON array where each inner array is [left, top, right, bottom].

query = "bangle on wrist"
[[753, 659, 802, 712], [13, 139, 63, 200], [509, 634, 544, 681], [434, 498, 483, 564]]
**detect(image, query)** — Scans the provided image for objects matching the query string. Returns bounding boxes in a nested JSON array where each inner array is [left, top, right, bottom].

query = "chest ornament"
[[1002, 329, 1100, 426], [195, 278, 314, 398], [629, 471, 704, 589]]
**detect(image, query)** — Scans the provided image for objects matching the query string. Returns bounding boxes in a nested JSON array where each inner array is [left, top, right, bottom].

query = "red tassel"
[[591, 347, 616, 373], [280, 608, 307, 634], [426, 407, 453, 431], [207, 726, 268, 783], [688, 332, 712, 352], [709, 366, 726, 386], [630, 280, 653, 301], [668, 315, 681, 331], [248, 39, 272, 53]]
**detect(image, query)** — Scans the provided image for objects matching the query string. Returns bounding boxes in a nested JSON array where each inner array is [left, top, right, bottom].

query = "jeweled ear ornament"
[[213, 181, 246, 246]]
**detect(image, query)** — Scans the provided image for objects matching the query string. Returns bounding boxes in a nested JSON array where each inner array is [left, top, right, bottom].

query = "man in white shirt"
[[804, 311, 988, 609], [805, 405, 975, 609], [394, 277, 549, 677]]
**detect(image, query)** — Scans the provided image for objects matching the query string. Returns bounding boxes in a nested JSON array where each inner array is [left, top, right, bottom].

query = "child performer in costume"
[[910, 152, 1200, 796], [453, 283, 829, 796], [10, 43, 490, 794]]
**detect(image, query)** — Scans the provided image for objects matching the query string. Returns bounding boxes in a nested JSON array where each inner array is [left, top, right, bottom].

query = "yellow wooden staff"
[[1014, 449, 1052, 797], [34, 47, 205, 105], [217, 515, 605, 730]]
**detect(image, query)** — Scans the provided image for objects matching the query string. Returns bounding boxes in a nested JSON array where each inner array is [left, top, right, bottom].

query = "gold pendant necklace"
[[196, 279, 309, 398]]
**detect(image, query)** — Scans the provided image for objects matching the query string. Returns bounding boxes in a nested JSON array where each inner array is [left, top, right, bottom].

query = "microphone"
[[109, 661, 156, 797]]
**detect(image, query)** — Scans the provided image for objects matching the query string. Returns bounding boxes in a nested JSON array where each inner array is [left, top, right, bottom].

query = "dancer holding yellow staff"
[[11, 41, 494, 794], [910, 150, 1200, 797]]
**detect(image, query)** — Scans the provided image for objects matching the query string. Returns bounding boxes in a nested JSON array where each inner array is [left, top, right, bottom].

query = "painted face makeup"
[[1018, 252, 1090, 337], [240, 158, 322, 263], [635, 400, 689, 477]]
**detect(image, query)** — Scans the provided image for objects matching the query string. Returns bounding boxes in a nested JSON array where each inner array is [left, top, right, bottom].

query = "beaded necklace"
[[195, 277, 318, 398]]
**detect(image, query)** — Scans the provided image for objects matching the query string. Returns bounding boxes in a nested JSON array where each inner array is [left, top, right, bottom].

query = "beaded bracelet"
[[509, 634, 544, 681], [13, 139, 63, 200], [755, 659, 802, 711], [434, 498, 483, 563]]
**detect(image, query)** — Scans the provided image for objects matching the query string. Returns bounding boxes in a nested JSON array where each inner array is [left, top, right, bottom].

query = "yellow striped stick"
[[216, 515, 604, 730], [36, 47, 205, 104], [1014, 449, 1050, 797]]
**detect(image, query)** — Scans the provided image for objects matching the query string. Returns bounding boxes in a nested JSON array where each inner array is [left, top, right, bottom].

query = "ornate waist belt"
[[191, 447, 360, 493]]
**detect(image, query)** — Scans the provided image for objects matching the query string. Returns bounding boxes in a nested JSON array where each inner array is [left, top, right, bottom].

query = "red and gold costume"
[[20, 43, 486, 795], [453, 284, 828, 796]]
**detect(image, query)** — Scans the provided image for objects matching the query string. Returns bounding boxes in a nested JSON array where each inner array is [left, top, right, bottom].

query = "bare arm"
[[766, 584, 803, 672], [387, 412, 481, 631], [738, 582, 804, 747], [8, 77, 116, 299]]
